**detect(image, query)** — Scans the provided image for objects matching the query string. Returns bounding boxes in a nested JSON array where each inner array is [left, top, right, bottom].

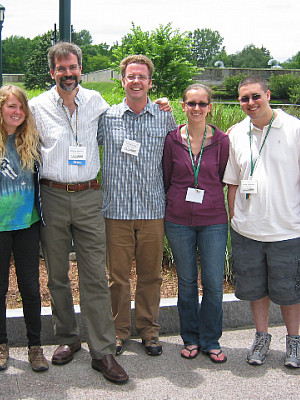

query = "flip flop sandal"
[[207, 349, 227, 364], [181, 346, 199, 360]]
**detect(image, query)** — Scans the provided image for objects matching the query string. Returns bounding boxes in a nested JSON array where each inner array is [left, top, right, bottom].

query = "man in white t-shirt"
[[223, 75, 300, 368]]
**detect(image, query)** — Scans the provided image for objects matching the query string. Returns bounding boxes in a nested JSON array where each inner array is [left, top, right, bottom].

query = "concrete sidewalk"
[[0, 325, 299, 400]]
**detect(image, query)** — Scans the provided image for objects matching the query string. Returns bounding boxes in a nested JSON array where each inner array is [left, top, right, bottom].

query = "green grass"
[[171, 101, 245, 132], [81, 81, 123, 106]]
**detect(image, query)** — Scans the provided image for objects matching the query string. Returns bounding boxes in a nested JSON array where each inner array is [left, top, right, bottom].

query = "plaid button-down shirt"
[[98, 98, 177, 220]]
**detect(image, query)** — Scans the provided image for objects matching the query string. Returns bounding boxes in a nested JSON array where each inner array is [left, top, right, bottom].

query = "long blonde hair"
[[0, 85, 40, 170]]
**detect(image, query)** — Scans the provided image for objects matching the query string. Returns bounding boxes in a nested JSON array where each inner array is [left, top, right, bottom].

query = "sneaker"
[[0, 343, 9, 371], [142, 337, 162, 356], [116, 338, 125, 356], [28, 346, 49, 372], [247, 332, 271, 365], [284, 335, 300, 368]]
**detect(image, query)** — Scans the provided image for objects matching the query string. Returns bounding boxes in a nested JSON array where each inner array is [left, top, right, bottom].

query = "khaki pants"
[[105, 218, 164, 340], [41, 185, 115, 359]]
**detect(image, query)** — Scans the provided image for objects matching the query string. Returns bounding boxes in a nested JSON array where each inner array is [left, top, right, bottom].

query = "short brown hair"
[[48, 42, 82, 71], [120, 55, 154, 78], [238, 75, 268, 92]]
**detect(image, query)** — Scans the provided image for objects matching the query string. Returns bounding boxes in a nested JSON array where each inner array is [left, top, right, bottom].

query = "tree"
[[282, 51, 300, 69], [24, 31, 53, 90], [2, 36, 33, 73], [232, 44, 272, 68], [81, 43, 114, 73], [189, 28, 224, 67], [211, 48, 234, 68], [71, 29, 93, 46], [112, 23, 198, 99]]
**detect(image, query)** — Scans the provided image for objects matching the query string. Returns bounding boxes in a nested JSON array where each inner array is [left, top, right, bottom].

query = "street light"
[[0, 4, 5, 87]]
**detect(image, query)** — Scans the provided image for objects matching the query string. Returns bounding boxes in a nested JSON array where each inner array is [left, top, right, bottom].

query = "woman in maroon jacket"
[[163, 83, 229, 363]]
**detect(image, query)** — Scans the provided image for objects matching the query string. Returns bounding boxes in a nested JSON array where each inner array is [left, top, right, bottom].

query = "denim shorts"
[[231, 229, 300, 306]]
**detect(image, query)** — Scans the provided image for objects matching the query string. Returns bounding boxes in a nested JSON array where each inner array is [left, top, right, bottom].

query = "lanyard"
[[249, 111, 274, 176], [186, 124, 207, 188], [62, 104, 78, 145]]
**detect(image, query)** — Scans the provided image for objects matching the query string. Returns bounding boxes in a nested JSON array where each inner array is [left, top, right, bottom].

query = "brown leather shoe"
[[92, 354, 129, 384], [52, 339, 81, 365]]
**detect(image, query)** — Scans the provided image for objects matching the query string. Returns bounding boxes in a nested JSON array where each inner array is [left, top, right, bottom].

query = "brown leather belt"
[[40, 178, 100, 192]]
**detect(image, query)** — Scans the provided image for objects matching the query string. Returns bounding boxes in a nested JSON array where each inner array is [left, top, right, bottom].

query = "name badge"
[[121, 139, 141, 157], [185, 187, 205, 203], [68, 146, 86, 165], [240, 179, 258, 194]]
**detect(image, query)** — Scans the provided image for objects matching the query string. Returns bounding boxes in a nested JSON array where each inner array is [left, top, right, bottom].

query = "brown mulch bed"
[[7, 257, 234, 309]]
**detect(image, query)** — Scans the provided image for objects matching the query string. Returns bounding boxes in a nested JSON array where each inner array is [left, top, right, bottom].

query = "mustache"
[[61, 75, 78, 82]]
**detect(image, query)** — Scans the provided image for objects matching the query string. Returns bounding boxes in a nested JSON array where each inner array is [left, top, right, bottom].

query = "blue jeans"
[[165, 221, 228, 351]]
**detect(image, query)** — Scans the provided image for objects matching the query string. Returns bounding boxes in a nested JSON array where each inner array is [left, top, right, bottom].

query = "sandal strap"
[[209, 350, 222, 357]]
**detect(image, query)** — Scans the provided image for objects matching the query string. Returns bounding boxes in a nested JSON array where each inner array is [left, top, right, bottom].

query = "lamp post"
[[0, 4, 5, 87], [51, 23, 57, 46]]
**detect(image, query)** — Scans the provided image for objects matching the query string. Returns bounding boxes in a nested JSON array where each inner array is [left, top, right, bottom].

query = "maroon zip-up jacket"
[[162, 124, 229, 226]]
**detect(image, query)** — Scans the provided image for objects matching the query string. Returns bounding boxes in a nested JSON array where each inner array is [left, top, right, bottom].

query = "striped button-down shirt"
[[98, 99, 177, 220], [29, 85, 109, 183]]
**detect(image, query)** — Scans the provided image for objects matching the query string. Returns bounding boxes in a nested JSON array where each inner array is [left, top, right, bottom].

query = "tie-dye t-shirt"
[[0, 133, 39, 232]]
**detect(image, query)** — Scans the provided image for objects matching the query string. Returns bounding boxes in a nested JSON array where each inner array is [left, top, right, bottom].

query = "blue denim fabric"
[[165, 221, 228, 351]]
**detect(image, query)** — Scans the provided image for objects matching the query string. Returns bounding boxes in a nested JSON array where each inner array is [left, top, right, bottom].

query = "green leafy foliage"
[[281, 51, 300, 69], [71, 29, 93, 46], [112, 23, 198, 99], [2, 36, 33, 74], [211, 48, 234, 68], [80, 43, 115, 74], [189, 28, 224, 67], [24, 31, 53, 90], [288, 85, 300, 105], [223, 73, 248, 98], [269, 73, 300, 101], [231, 44, 272, 68]]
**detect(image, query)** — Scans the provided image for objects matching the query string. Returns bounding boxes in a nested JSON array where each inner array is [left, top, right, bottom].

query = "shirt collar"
[[120, 97, 155, 116], [247, 109, 283, 134], [50, 84, 82, 107]]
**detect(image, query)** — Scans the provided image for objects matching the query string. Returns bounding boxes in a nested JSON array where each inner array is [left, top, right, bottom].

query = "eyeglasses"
[[124, 75, 151, 82], [185, 101, 209, 108], [55, 64, 80, 73], [239, 93, 264, 103]]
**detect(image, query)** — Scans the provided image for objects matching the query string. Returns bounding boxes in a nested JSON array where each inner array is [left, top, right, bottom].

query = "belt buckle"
[[67, 184, 76, 192]]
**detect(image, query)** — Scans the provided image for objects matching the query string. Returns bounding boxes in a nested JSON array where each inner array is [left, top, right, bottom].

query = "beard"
[[59, 75, 79, 92]]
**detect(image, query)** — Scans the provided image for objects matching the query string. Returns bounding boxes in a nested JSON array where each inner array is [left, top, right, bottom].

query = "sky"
[[2, 0, 300, 63]]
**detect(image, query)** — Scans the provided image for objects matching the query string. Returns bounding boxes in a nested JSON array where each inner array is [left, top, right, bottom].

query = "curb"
[[6, 294, 284, 346]]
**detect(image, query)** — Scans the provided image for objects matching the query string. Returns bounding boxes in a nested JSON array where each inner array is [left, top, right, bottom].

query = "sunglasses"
[[239, 93, 263, 103], [185, 101, 209, 108]]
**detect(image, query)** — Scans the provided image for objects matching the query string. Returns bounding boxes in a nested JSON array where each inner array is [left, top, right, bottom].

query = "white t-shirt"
[[223, 109, 300, 242]]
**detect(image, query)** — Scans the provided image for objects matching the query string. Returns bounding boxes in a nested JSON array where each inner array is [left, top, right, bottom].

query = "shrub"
[[223, 73, 248, 98], [112, 23, 198, 99], [287, 84, 300, 105], [269, 74, 300, 102]]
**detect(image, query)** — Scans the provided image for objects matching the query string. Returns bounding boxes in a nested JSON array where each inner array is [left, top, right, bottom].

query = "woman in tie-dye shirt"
[[0, 85, 48, 372]]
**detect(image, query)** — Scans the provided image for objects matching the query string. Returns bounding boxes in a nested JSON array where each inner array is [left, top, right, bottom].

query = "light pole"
[[0, 4, 5, 87], [59, 0, 71, 42]]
